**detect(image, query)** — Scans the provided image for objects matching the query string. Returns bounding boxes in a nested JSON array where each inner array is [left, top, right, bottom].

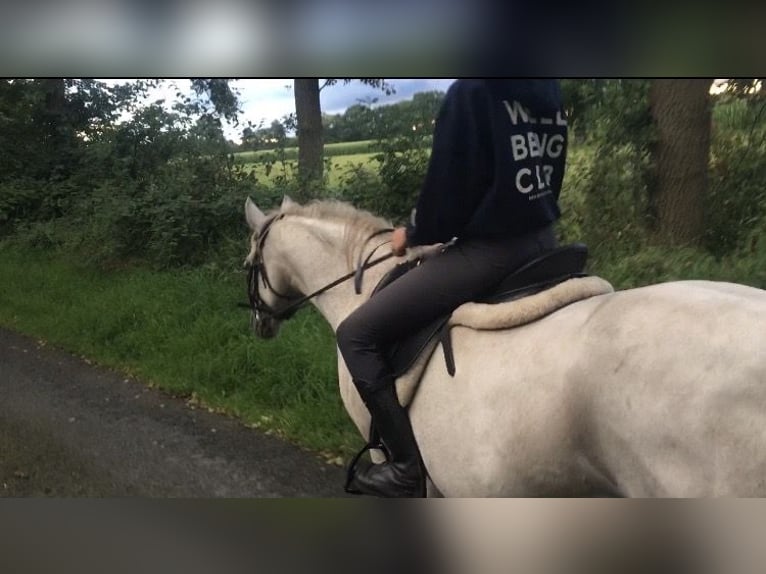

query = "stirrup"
[[345, 445, 427, 497], [344, 440, 389, 495]]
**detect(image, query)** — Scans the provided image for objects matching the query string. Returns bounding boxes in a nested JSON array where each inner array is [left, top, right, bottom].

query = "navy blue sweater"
[[406, 79, 568, 246]]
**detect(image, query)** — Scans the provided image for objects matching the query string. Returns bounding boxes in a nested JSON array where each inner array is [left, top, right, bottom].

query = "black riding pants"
[[336, 225, 557, 393]]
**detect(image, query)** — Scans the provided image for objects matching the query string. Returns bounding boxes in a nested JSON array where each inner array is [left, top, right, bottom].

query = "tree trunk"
[[294, 79, 323, 199], [42, 78, 65, 141], [649, 79, 712, 245], [40, 78, 67, 178]]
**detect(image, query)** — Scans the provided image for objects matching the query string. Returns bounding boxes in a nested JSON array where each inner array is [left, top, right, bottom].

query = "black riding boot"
[[348, 382, 426, 498]]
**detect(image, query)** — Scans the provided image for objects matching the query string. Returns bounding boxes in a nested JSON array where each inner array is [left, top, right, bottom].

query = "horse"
[[243, 195, 766, 497]]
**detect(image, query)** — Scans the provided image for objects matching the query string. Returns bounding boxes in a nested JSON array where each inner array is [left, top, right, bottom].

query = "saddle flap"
[[385, 316, 449, 379]]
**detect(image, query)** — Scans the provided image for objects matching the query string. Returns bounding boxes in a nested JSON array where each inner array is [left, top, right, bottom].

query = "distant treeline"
[[237, 91, 445, 151]]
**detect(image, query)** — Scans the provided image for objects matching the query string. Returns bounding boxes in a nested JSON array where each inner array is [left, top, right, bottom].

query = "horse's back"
[[569, 280, 766, 496], [412, 279, 766, 496]]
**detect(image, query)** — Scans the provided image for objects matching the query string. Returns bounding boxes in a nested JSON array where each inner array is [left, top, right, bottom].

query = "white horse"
[[244, 196, 766, 497]]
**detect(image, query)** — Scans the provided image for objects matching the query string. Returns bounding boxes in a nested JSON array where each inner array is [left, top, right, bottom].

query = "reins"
[[243, 214, 395, 322]]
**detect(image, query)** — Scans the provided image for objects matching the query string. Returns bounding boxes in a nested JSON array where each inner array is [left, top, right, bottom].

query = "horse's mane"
[[278, 200, 393, 267]]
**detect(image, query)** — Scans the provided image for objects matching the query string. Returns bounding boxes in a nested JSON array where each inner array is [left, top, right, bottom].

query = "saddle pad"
[[450, 276, 614, 330], [392, 276, 613, 409]]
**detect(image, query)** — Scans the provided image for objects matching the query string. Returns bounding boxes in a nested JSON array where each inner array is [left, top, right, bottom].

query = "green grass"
[[243, 152, 380, 189], [234, 137, 433, 189], [233, 140, 381, 164], [0, 244, 361, 462]]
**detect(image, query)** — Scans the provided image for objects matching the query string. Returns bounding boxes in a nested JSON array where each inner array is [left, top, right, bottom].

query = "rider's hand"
[[391, 227, 408, 256]]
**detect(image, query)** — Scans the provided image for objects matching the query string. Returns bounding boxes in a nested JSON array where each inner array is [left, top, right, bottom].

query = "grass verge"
[[0, 244, 360, 462]]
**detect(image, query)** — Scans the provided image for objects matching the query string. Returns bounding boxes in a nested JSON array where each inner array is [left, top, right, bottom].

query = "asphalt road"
[[0, 328, 347, 497]]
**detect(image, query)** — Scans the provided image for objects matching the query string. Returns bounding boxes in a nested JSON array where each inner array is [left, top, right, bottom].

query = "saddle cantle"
[[374, 243, 589, 378]]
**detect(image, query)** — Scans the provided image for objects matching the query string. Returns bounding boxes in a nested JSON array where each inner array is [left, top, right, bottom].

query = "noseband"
[[246, 214, 295, 324], [246, 214, 394, 324]]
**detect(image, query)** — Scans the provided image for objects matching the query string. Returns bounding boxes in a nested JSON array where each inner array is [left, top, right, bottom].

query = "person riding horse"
[[337, 79, 569, 497]]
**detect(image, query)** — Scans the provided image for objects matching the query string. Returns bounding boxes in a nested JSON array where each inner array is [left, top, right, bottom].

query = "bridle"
[[246, 214, 394, 323], [245, 213, 395, 324]]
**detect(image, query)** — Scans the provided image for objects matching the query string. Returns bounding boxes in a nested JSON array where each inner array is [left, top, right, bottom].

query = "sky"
[[130, 78, 455, 143]]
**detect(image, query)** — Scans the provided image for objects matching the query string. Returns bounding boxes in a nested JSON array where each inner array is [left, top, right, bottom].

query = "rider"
[[336, 79, 568, 497]]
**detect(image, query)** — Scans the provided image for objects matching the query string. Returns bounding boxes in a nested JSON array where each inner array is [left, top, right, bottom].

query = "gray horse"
[[245, 196, 766, 497]]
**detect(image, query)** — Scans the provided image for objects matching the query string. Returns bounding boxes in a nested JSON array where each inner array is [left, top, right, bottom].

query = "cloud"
[[320, 79, 454, 114], [103, 78, 454, 143], [234, 79, 295, 128], [236, 79, 454, 121], [233, 79, 454, 138]]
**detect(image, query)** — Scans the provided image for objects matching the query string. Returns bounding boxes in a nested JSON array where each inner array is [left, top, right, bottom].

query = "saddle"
[[375, 243, 589, 378], [344, 243, 592, 493]]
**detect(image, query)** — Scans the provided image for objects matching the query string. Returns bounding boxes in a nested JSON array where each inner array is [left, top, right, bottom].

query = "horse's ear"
[[281, 195, 297, 210], [245, 197, 268, 232]]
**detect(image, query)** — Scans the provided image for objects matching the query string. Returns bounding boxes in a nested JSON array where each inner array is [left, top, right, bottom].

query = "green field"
[[234, 138, 433, 188], [233, 140, 382, 165], [243, 152, 380, 188]]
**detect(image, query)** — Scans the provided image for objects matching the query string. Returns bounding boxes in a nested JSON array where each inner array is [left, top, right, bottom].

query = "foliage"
[[558, 80, 655, 258], [321, 78, 396, 96], [561, 79, 766, 266], [0, 79, 262, 268], [240, 119, 289, 151], [235, 87, 442, 152], [706, 96, 766, 254], [0, 79, 146, 181], [333, 162, 388, 217], [561, 80, 653, 153], [723, 79, 765, 99], [594, 241, 766, 291], [370, 132, 431, 223], [323, 90, 444, 143], [190, 79, 241, 123], [0, 179, 47, 229]]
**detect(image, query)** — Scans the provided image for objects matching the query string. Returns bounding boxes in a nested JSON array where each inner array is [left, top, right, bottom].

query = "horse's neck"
[[278, 217, 395, 440], [278, 218, 394, 330]]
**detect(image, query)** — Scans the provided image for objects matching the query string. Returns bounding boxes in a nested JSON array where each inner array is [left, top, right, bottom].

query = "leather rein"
[[245, 213, 395, 322]]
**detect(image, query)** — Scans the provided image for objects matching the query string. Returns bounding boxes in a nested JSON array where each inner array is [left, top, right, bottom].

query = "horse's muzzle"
[[252, 311, 281, 339]]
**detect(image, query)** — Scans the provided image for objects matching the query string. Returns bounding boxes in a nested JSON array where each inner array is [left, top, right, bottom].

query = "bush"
[[371, 135, 430, 223], [0, 93, 283, 269], [332, 163, 388, 215], [6, 158, 264, 270], [324, 134, 429, 224], [0, 179, 45, 232], [595, 245, 719, 289], [594, 240, 766, 291], [558, 139, 653, 271], [705, 98, 766, 255]]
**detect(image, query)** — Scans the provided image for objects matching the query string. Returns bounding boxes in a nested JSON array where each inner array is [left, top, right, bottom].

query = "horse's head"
[[243, 195, 301, 339]]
